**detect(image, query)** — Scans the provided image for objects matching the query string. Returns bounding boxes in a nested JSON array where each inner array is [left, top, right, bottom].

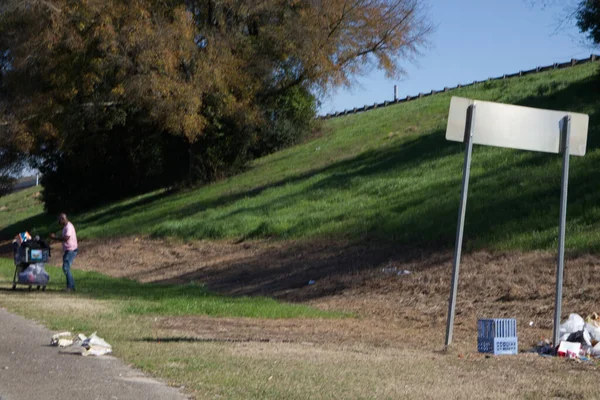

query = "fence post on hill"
[[552, 116, 571, 350], [394, 85, 398, 101], [445, 103, 475, 347]]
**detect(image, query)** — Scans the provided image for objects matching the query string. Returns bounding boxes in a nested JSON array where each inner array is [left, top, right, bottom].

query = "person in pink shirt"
[[50, 213, 78, 292]]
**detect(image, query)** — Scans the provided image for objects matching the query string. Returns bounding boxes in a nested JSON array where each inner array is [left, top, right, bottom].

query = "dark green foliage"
[[39, 117, 188, 213], [0, 175, 15, 196], [252, 85, 318, 158], [577, 0, 600, 43]]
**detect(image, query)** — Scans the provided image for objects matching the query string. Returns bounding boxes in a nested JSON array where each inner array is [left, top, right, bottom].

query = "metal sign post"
[[553, 116, 571, 348], [445, 104, 475, 347], [443, 97, 588, 348]]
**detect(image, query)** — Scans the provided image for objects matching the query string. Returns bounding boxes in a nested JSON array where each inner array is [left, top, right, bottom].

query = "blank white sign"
[[446, 97, 589, 156]]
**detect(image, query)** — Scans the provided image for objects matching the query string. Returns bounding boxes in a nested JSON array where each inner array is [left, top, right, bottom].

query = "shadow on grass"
[[150, 240, 451, 302], [2, 67, 600, 255], [76, 189, 177, 226], [0, 212, 55, 241]]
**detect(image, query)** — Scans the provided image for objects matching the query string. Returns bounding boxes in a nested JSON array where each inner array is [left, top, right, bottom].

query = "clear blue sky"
[[320, 0, 591, 114]]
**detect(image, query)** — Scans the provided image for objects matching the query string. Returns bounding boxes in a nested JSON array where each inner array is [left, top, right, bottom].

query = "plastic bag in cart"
[[17, 263, 50, 285]]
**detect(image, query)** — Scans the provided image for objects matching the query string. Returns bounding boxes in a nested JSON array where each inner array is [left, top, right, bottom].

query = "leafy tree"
[[0, 0, 432, 211], [576, 0, 600, 43]]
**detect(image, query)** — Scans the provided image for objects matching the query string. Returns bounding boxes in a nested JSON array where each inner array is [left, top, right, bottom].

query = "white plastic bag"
[[559, 314, 585, 335], [82, 332, 112, 356], [57, 332, 112, 356], [592, 342, 600, 358], [585, 323, 600, 341], [18, 263, 49, 285]]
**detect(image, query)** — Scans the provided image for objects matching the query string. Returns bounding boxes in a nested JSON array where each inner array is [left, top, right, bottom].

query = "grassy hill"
[[2, 62, 600, 252]]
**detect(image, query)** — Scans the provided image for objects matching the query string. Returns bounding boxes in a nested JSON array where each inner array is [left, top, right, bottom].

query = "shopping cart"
[[12, 237, 51, 291]]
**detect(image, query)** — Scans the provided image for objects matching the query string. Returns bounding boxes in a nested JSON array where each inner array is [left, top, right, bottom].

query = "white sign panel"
[[446, 97, 589, 156]]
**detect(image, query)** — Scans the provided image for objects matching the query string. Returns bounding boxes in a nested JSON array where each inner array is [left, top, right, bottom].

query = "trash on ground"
[[50, 331, 73, 347], [307, 280, 316, 285], [557, 341, 581, 358], [477, 318, 518, 355], [381, 267, 411, 276], [533, 312, 600, 360], [51, 332, 112, 356], [592, 342, 600, 357], [559, 313, 584, 336], [533, 339, 554, 355], [566, 330, 592, 347]]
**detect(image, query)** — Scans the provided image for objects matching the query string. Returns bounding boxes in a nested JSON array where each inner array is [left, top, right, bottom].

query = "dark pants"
[[62, 249, 78, 289]]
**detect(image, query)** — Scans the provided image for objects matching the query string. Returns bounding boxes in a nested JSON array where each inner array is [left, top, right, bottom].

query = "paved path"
[[0, 308, 187, 400]]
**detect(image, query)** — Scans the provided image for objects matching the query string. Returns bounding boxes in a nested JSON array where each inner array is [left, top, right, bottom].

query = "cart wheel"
[[42, 286, 46, 292], [28, 285, 32, 291], [36, 286, 41, 290], [12, 284, 16, 290]]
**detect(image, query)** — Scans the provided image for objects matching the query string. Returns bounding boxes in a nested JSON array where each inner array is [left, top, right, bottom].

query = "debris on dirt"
[[560, 314, 585, 336], [307, 280, 316, 285], [584, 313, 600, 341], [592, 342, 600, 358], [566, 330, 592, 347], [534, 313, 600, 361], [557, 341, 581, 359], [381, 267, 411, 276], [533, 339, 554, 355], [52, 332, 112, 356]]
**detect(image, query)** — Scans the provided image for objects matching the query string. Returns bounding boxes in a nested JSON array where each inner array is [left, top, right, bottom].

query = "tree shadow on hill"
[[153, 68, 600, 245], [148, 240, 452, 303], [137, 70, 600, 301], [3, 66, 600, 250], [161, 129, 460, 223], [0, 213, 55, 241]]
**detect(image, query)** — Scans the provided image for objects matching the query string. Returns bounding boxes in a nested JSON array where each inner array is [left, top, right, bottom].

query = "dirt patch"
[[153, 316, 411, 347], [0, 206, 8, 211]]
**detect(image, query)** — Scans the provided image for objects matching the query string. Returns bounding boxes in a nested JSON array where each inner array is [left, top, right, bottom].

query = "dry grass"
[[39, 237, 600, 347], [3, 287, 599, 400], [2, 237, 600, 398]]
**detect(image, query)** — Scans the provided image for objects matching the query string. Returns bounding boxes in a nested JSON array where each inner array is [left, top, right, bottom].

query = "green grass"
[[3, 63, 600, 251], [0, 187, 45, 230], [0, 259, 339, 319]]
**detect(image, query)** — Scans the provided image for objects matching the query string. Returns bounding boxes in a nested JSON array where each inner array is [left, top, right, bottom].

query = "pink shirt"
[[62, 222, 78, 251]]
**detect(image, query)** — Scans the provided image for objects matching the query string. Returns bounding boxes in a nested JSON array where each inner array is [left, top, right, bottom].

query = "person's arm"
[[49, 232, 70, 243]]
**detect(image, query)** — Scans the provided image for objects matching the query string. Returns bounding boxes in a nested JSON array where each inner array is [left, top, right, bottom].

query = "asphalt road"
[[0, 308, 188, 400]]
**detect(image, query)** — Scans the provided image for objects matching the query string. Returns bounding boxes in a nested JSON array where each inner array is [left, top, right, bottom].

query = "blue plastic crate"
[[477, 318, 518, 355]]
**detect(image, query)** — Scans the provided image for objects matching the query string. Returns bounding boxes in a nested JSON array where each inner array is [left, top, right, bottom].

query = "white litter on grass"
[[381, 267, 411, 276], [51, 331, 112, 356], [559, 313, 585, 335]]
